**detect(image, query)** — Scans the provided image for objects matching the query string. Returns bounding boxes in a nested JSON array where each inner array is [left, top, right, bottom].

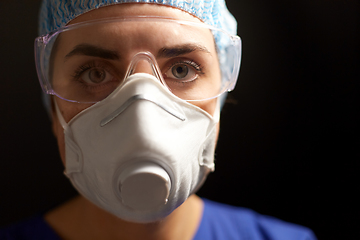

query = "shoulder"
[[193, 199, 317, 240], [0, 215, 60, 240]]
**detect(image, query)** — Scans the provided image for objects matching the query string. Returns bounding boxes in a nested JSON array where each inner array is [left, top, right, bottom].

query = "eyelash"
[[71, 58, 204, 82], [71, 61, 108, 79], [168, 59, 204, 75]]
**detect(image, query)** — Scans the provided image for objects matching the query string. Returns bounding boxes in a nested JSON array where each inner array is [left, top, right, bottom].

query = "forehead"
[[69, 3, 202, 24], [56, 4, 216, 57]]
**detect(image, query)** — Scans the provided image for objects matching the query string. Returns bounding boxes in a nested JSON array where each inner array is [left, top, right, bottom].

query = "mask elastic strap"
[[213, 97, 221, 123], [54, 100, 68, 130]]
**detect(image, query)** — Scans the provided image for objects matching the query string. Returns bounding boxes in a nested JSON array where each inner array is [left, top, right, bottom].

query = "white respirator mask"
[[55, 53, 220, 223]]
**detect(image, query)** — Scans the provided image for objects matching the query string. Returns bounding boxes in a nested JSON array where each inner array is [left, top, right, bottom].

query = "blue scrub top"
[[0, 199, 316, 240]]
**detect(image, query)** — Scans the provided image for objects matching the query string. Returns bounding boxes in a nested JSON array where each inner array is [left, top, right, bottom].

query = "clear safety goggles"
[[35, 17, 241, 103]]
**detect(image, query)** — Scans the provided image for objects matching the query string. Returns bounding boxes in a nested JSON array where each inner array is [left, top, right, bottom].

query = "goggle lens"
[[35, 17, 241, 103]]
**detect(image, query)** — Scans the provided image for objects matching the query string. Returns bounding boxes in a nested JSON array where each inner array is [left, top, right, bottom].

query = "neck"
[[45, 195, 203, 240]]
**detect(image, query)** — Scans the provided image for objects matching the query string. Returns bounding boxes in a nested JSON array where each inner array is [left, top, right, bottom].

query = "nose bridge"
[[124, 52, 164, 84], [133, 59, 154, 75]]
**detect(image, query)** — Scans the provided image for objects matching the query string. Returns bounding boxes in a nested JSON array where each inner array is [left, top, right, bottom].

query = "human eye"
[[72, 62, 116, 87], [164, 60, 203, 83]]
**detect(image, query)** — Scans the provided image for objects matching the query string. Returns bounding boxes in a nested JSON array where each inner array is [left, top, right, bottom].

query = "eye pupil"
[[172, 65, 188, 78], [89, 68, 106, 83]]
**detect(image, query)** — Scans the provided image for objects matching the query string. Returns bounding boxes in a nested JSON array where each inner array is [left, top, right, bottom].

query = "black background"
[[0, 1, 359, 239]]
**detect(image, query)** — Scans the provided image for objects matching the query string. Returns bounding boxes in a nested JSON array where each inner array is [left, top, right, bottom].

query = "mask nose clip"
[[124, 52, 166, 87]]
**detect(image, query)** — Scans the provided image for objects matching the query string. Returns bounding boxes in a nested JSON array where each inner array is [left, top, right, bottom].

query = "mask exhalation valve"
[[118, 162, 171, 211]]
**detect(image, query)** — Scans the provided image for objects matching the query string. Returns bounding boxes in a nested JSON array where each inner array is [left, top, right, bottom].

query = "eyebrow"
[[64, 43, 211, 61], [157, 44, 211, 58], [65, 44, 120, 61]]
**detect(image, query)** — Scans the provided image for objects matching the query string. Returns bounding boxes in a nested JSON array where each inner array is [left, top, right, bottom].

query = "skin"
[[46, 3, 221, 240]]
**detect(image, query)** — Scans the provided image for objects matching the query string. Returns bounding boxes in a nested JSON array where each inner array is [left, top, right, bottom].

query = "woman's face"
[[51, 3, 221, 164]]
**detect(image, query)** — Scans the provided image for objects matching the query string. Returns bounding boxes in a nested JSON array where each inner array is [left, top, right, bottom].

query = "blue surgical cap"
[[38, 0, 237, 111], [39, 0, 237, 36]]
